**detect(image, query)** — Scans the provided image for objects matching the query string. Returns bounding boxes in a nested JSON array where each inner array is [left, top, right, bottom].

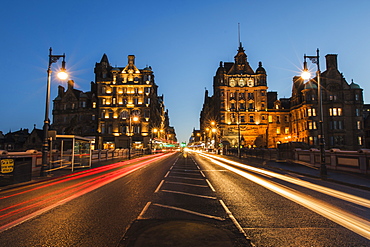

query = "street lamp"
[[127, 115, 139, 160], [302, 49, 327, 177], [41, 48, 68, 176]]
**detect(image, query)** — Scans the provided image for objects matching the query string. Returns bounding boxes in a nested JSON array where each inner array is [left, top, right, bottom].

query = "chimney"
[[68, 80, 74, 90], [128, 55, 135, 65], [325, 54, 338, 70]]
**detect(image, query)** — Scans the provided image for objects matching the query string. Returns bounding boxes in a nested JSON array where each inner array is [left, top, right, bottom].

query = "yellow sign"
[[1, 159, 14, 173]]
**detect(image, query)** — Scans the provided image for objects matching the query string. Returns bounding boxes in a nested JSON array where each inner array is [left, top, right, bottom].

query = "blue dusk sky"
[[1, 0, 370, 143]]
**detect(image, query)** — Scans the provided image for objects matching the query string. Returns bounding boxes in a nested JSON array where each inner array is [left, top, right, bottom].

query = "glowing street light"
[[301, 49, 327, 177], [41, 48, 68, 176], [127, 113, 139, 160]]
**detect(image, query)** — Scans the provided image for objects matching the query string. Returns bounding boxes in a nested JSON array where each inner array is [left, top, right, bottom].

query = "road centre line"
[[168, 176, 204, 181], [154, 180, 165, 193], [219, 200, 248, 238], [161, 190, 217, 200], [137, 201, 152, 220], [206, 179, 216, 192], [164, 171, 170, 178], [152, 203, 224, 221], [200, 171, 206, 178], [165, 181, 208, 188]]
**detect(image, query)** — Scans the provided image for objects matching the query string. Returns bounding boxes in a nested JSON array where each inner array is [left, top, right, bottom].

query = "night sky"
[[1, 0, 370, 143]]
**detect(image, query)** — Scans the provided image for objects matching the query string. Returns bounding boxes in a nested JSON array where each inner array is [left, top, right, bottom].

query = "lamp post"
[[41, 48, 68, 176], [127, 115, 139, 160], [302, 49, 327, 177]]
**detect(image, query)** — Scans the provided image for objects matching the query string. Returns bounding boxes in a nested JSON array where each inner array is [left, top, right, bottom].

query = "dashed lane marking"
[[154, 180, 165, 193], [206, 179, 216, 192], [137, 201, 152, 220], [167, 176, 204, 181], [165, 181, 208, 188], [161, 189, 217, 200], [152, 203, 224, 221]]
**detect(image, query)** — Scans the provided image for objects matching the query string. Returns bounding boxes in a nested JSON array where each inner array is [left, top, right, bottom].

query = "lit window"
[[358, 136, 363, 145], [276, 127, 281, 134], [268, 115, 273, 123], [285, 127, 289, 134], [357, 121, 361, 130]]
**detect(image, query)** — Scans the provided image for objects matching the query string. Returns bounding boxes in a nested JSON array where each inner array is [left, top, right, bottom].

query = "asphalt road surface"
[[0, 151, 369, 246]]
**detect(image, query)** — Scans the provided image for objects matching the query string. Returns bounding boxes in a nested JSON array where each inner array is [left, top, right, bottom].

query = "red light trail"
[[0, 153, 174, 233]]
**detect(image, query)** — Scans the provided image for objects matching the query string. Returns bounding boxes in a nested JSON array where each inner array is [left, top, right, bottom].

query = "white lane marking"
[[152, 203, 224, 221], [219, 200, 248, 238], [206, 179, 216, 192], [154, 180, 165, 193], [164, 171, 170, 178], [137, 201, 152, 220], [200, 170, 206, 178], [170, 169, 200, 172], [165, 181, 208, 188], [161, 189, 217, 200], [168, 176, 204, 181]]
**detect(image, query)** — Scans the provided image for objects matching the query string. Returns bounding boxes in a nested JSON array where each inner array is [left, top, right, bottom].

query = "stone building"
[[200, 44, 365, 151], [290, 54, 364, 150], [52, 54, 176, 150], [201, 43, 290, 149]]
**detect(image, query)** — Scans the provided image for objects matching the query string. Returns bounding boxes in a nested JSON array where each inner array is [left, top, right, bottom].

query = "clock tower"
[[209, 43, 270, 148]]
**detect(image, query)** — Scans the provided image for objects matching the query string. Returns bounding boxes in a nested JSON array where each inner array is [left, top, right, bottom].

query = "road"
[[0, 151, 369, 246]]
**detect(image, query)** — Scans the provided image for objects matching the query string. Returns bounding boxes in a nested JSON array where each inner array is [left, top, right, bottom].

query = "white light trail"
[[199, 152, 370, 208], [198, 153, 370, 240]]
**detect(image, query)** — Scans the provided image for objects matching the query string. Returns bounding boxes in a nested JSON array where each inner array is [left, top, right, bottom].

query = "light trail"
[[0, 153, 174, 233], [0, 153, 165, 199], [198, 152, 370, 208], [198, 153, 370, 240]]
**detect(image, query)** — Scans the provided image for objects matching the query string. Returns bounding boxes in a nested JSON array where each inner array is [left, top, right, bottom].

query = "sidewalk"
[[232, 155, 370, 191]]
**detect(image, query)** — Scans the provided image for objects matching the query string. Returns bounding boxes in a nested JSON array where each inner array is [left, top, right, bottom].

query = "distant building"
[[52, 54, 177, 150], [200, 43, 365, 151], [0, 129, 30, 151]]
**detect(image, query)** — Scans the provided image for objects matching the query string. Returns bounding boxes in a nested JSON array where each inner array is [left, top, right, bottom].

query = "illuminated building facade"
[[52, 54, 177, 150], [201, 44, 365, 150]]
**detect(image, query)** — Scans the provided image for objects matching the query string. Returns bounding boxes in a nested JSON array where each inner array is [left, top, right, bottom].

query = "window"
[[92, 114, 95, 120], [240, 115, 245, 123], [358, 136, 363, 145], [276, 127, 281, 134], [356, 108, 360, 117], [102, 98, 106, 105], [276, 116, 280, 123], [285, 115, 289, 122], [285, 127, 289, 134], [112, 98, 116, 105], [357, 121, 361, 130], [268, 115, 273, 123], [93, 102, 96, 108], [249, 115, 254, 123]]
